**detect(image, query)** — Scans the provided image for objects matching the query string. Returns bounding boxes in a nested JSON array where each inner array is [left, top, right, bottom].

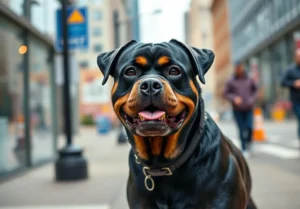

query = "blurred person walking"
[[224, 63, 258, 157], [281, 49, 300, 149]]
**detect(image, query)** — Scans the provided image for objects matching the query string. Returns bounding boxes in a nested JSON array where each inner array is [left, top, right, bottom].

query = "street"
[[0, 120, 299, 209]]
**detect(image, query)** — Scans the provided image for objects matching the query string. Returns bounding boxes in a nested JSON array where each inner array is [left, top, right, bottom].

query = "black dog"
[[97, 40, 257, 209]]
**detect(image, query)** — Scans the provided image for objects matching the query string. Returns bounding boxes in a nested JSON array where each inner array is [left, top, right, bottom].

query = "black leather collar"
[[131, 97, 207, 191]]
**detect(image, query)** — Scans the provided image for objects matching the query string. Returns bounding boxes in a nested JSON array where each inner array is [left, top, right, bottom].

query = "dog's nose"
[[139, 78, 163, 96]]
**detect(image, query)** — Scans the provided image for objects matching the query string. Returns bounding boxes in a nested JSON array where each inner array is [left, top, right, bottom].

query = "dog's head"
[[97, 40, 214, 161]]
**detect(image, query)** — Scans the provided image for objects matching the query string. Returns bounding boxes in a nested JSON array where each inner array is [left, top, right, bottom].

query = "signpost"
[[56, 7, 88, 51], [55, 1, 88, 181]]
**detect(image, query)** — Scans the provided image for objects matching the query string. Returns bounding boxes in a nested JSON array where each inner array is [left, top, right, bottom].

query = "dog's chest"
[[149, 183, 213, 209], [154, 200, 211, 209]]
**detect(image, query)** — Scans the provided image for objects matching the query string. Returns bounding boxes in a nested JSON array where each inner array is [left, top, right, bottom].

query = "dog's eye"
[[167, 66, 181, 76], [125, 67, 137, 76]]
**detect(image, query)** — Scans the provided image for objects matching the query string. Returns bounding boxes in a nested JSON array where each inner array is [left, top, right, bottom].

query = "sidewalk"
[[0, 127, 130, 209]]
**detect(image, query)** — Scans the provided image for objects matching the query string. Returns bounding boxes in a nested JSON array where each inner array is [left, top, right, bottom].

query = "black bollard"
[[117, 125, 128, 144]]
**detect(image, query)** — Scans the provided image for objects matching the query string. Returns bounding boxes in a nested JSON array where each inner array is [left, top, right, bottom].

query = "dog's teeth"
[[138, 114, 145, 121], [160, 114, 166, 121]]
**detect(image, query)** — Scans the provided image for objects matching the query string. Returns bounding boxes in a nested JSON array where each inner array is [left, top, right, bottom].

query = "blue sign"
[[56, 7, 88, 51]]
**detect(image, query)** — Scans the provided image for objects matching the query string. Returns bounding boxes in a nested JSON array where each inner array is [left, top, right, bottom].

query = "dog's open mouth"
[[122, 105, 187, 130]]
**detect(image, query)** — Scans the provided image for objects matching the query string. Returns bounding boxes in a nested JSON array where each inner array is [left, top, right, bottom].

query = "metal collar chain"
[[141, 165, 174, 191], [143, 167, 155, 191]]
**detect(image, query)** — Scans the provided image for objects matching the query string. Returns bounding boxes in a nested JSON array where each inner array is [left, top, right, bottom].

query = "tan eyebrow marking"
[[157, 56, 170, 65], [135, 56, 148, 66]]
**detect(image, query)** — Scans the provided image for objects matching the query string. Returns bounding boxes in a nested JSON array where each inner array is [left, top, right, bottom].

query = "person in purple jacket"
[[224, 63, 258, 157]]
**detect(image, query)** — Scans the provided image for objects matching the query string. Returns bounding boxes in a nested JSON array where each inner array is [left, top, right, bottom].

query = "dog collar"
[[133, 98, 207, 191]]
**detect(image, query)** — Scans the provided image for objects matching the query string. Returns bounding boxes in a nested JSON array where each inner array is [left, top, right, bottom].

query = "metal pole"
[[61, 0, 72, 145], [55, 0, 88, 181]]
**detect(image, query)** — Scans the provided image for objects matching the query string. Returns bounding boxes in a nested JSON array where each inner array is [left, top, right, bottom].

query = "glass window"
[[264, 6, 271, 34], [92, 0, 104, 6], [31, 0, 61, 35], [79, 61, 89, 68], [294, 0, 298, 8], [0, 18, 27, 174], [93, 44, 103, 52], [269, 0, 276, 24], [3, 0, 60, 35], [92, 27, 102, 37], [92, 10, 103, 21], [286, 33, 295, 64], [29, 36, 54, 164], [260, 49, 273, 103], [77, 0, 88, 6], [270, 39, 289, 102], [2, 0, 23, 16], [274, 0, 284, 22], [79, 48, 89, 53]]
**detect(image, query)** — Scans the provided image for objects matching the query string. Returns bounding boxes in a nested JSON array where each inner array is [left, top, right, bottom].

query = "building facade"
[[74, 0, 138, 124], [0, 0, 139, 178], [185, 0, 217, 112], [228, 0, 300, 117], [74, 0, 139, 70], [126, 0, 140, 42], [211, 0, 233, 114], [0, 1, 57, 177]]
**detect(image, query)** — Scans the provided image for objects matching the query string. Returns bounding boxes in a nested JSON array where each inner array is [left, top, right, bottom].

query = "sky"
[[138, 0, 191, 43]]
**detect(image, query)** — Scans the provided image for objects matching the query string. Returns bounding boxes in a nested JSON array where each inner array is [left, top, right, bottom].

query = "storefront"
[[229, 0, 300, 119], [0, 5, 57, 177], [242, 29, 300, 118]]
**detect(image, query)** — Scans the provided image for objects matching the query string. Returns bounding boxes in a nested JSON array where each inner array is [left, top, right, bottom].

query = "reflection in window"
[[29, 36, 54, 164], [0, 18, 26, 173]]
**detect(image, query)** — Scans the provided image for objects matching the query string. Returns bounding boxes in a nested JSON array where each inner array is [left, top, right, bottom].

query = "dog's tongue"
[[138, 111, 165, 120]]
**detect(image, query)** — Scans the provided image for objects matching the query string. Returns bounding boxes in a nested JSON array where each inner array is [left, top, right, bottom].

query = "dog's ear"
[[97, 40, 137, 85], [170, 39, 215, 84]]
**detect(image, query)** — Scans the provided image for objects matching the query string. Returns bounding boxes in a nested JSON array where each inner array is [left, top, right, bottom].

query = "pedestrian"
[[224, 63, 258, 157], [281, 49, 300, 148]]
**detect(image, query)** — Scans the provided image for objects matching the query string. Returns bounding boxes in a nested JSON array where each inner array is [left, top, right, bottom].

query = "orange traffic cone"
[[253, 107, 266, 141]]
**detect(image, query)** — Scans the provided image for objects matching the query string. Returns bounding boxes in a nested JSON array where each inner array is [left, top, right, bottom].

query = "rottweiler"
[[97, 39, 257, 209]]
